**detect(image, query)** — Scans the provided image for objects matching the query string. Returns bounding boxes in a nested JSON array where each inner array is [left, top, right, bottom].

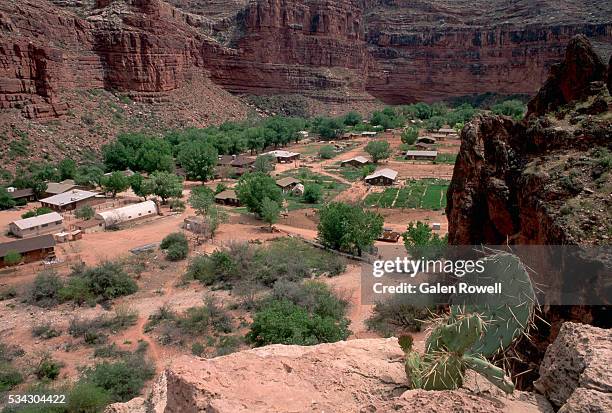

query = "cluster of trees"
[[317, 202, 384, 256]]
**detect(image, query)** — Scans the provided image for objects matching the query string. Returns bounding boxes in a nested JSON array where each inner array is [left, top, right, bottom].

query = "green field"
[[364, 179, 449, 210], [277, 168, 349, 210]]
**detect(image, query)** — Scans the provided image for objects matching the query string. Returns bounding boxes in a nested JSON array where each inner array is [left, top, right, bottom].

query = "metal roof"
[[215, 189, 239, 200], [275, 177, 301, 188], [40, 190, 98, 206], [95, 201, 157, 225], [45, 182, 77, 195], [405, 150, 438, 157], [0, 234, 55, 257], [365, 168, 398, 181], [264, 150, 300, 158], [11, 212, 63, 230], [342, 156, 370, 164]]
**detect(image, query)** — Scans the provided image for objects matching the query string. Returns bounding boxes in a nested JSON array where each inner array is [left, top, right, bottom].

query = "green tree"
[[236, 172, 282, 216], [101, 171, 129, 198], [177, 141, 218, 183], [75, 205, 95, 220], [343, 111, 362, 126], [0, 187, 16, 210], [491, 99, 526, 120], [129, 172, 151, 199], [314, 117, 344, 140], [365, 140, 391, 163], [317, 202, 383, 256], [58, 158, 77, 180], [303, 184, 322, 204], [401, 127, 419, 145], [3, 251, 21, 267], [135, 139, 174, 173], [402, 221, 448, 259], [253, 155, 275, 174], [74, 165, 105, 187], [261, 197, 280, 231], [21, 207, 53, 219], [147, 172, 183, 204], [188, 186, 215, 216]]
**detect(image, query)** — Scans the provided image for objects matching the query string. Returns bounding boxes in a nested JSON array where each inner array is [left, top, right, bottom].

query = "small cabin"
[[364, 168, 398, 186], [404, 150, 438, 161], [214, 190, 241, 206]]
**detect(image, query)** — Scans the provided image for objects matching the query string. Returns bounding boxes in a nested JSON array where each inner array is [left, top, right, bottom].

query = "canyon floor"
[[0, 131, 450, 390]]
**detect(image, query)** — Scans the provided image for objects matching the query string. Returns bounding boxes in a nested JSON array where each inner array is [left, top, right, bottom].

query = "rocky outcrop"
[[534, 322, 612, 412], [447, 35, 611, 246], [527, 35, 609, 117], [105, 338, 553, 413]]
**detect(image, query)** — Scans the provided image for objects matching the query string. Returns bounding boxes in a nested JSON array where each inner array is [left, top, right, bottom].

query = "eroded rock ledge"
[[106, 337, 554, 413]]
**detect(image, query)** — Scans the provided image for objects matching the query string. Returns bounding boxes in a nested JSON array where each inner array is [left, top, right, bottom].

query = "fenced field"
[[364, 179, 449, 210]]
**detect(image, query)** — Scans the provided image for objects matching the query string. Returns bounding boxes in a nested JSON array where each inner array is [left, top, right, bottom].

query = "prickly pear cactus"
[[451, 252, 536, 356]]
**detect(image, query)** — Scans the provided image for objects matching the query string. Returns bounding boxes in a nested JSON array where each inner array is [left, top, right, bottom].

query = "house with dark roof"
[[214, 190, 241, 206], [0, 235, 56, 268], [6, 188, 35, 203], [275, 177, 301, 192]]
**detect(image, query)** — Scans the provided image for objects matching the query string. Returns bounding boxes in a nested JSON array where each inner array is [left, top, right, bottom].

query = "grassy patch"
[[276, 168, 349, 209]]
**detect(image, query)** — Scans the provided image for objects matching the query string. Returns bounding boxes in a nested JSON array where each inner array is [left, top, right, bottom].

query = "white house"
[[9, 212, 64, 238]]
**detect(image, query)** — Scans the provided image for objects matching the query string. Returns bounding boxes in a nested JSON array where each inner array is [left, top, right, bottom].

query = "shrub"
[[29, 271, 64, 308], [35, 355, 63, 380], [66, 381, 111, 412], [80, 262, 137, 301], [32, 324, 61, 339], [318, 145, 335, 159], [366, 299, 433, 337], [59, 276, 95, 306], [3, 250, 22, 267], [0, 362, 23, 391], [247, 281, 350, 346], [160, 232, 189, 261], [302, 184, 322, 204], [85, 353, 155, 402], [191, 342, 205, 356], [168, 198, 186, 212], [216, 336, 241, 356], [247, 299, 349, 346], [0, 286, 17, 301], [69, 307, 138, 346], [20, 207, 54, 219], [75, 205, 95, 220]]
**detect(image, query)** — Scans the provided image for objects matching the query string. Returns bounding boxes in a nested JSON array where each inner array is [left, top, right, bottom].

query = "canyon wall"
[[1, 0, 612, 121]]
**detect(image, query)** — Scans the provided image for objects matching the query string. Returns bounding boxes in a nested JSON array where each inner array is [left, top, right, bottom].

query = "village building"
[[361, 131, 377, 137], [263, 150, 300, 164], [415, 142, 437, 151], [183, 216, 206, 234], [364, 168, 398, 186], [73, 219, 105, 234], [0, 234, 56, 268], [416, 136, 437, 145], [9, 212, 64, 238], [404, 150, 438, 161], [292, 183, 305, 196], [431, 133, 447, 141], [437, 128, 458, 136], [6, 187, 35, 203], [95, 200, 158, 228], [341, 156, 371, 167], [40, 190, 100, 212], [103, 169, 134, 178], [276, 177, 301, 192], [218, 155, 256, 168], [44, 180, 78, 197], [214, 189, 241, 206]]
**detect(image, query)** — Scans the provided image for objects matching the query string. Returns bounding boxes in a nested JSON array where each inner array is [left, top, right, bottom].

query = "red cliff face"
[[1, 0, 611, 120]]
